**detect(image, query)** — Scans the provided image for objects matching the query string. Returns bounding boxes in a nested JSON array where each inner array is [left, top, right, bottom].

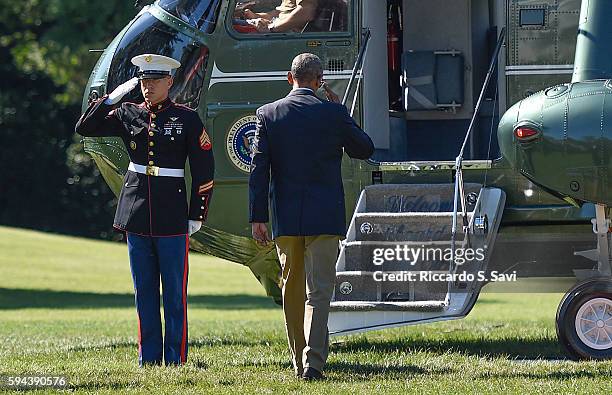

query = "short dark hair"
[[291, 53, 324, 83]]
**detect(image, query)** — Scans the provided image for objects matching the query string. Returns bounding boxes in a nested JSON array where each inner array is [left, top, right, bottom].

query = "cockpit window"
[[232, 0, 350, 35], [158, 0, 223, 32], [107, 12, 209, 109]]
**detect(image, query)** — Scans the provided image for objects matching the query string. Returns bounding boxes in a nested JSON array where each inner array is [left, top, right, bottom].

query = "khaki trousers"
[[275, 235, 340, 373]]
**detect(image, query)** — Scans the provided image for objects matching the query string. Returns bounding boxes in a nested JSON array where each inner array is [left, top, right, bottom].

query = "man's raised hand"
[[322, 82, 340, 103], [105, 77, 140, 105]]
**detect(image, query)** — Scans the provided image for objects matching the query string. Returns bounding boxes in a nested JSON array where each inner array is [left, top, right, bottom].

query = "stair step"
[[330, 300, 447, 312], [354, 212, 472, 242], [333, 271, 448, 303], [362, 183, 482, 213], [340, 241, 454, 272]]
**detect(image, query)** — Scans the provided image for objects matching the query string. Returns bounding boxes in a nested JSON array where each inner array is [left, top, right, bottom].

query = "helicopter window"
[[519, 9, 546, 27], [231, 0, 350, 35], [107, 12, 210, 109], [159, 0, 223, 32]]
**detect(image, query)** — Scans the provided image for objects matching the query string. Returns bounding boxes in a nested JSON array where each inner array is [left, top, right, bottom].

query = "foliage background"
[[0, 0, 156, 239]]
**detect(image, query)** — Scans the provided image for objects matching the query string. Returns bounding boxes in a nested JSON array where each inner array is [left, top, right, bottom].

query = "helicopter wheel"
[[556, 278, 612, 360]]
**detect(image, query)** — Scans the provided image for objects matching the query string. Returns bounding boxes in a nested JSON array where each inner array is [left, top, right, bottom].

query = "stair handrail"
[[451, 28, 506, 269], [342, 28, 372, 107]]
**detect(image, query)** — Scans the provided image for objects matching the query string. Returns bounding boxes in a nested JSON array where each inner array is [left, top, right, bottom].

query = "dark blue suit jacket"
[[249, 88, 374, 238]]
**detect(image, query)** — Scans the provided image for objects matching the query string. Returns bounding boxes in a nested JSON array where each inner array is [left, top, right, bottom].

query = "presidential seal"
[[226, 115, 257, 173]]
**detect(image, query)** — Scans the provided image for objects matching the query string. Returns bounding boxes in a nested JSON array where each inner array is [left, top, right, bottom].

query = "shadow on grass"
[[66, 336, 282, 353], [479, 370, 602, 380], [234, 358, 448, 381], [0, 288, 277, 310], [326, 361, 450, 381], [333, 337, 566, 360]]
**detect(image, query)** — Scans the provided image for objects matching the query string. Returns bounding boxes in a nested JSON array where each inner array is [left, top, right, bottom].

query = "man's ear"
[[287, 72, 294, 86], [167, 76, 174, 88]]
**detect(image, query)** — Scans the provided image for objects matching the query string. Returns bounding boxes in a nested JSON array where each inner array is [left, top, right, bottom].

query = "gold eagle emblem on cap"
[[144, 55, 152, 63]]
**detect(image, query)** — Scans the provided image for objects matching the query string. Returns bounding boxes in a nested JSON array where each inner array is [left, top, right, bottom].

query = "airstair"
[[328, 183, 505, 334]]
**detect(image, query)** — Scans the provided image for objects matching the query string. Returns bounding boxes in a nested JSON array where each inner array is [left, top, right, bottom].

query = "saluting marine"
[[75, 54, 214, 366]]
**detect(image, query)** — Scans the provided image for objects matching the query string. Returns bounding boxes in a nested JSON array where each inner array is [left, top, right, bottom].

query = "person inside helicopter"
[[232, 0, 349, 34]]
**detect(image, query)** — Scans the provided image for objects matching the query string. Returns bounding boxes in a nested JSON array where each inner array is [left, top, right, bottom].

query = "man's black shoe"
[[302, 367, 324, 381]]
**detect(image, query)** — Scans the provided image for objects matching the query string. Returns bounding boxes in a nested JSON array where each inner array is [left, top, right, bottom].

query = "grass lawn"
[[0, 225, 610, 394]]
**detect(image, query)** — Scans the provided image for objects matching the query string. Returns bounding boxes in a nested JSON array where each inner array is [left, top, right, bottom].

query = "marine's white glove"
[[105, 77, 139, 105], [188, 220, 202, 236]]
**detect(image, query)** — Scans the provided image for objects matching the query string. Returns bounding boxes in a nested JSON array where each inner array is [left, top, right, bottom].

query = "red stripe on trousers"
[[180, 235, 189, 363], [137, 315, 142, 356], [127, 234, 143, 356]]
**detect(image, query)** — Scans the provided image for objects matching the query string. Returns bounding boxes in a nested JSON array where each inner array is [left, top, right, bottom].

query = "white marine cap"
[[131, 54, 181, 80]]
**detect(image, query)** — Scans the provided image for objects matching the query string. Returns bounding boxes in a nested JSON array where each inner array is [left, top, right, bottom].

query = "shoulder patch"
[[199, 128, 212, 151]]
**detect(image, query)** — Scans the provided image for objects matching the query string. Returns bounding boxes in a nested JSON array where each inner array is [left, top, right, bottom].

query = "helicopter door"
[[203, 0, 359, 238]]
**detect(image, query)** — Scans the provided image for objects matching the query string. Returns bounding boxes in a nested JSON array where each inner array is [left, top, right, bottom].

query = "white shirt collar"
[[292, 87, 315, 93]]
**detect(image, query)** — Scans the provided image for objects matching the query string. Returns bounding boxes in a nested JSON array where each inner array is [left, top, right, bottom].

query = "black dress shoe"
[[302, 367, 324, 381]]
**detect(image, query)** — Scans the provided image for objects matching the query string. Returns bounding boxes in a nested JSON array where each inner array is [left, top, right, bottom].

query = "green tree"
[[0, 0, 150, 238]]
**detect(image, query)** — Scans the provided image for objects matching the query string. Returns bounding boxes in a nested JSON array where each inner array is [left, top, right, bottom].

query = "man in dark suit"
[[249, 53, 374, 380]]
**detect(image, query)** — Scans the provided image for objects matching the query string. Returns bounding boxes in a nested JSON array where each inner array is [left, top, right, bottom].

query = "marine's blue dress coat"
[[249, 88, 374, 238]]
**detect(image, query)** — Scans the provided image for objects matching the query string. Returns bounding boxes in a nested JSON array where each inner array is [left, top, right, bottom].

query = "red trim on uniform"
[[180, 235, 189, 363], [147, 111, 154, 236], [145, 98, 174, 113], [137, 313, 142, 357], [201, 194, 210, 220], [112, 225, 126, 233], [147, 171, 153, 236], [144, 98, 173, 113]]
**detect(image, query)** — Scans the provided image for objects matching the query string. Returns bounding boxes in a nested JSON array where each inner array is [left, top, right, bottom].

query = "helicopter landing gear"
[[557, 204, 612, 359], [556, 278, 612, 359]]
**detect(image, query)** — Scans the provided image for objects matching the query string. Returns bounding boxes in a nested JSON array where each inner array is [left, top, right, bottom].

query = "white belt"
[[128, 162, 185, 177]]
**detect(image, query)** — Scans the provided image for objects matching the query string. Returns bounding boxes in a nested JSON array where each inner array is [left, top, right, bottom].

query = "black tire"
[[556, 277, 612, 360]]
